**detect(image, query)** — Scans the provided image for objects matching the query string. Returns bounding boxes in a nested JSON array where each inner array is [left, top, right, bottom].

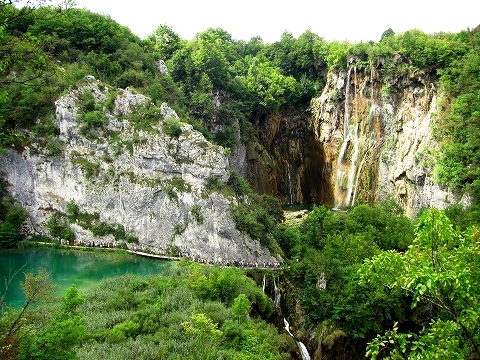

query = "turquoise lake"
[[0, 247, 171, 307]]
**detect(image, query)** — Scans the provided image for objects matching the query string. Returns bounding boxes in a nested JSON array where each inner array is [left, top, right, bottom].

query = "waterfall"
[[351, 139, 376, 206], [286, 162, 293, 205], [350, 64, 377, 206], [335, 66, 360, 207], [262, 274, 266, 293], [284, 318, 311, 360], [273, 276, 281, 308]]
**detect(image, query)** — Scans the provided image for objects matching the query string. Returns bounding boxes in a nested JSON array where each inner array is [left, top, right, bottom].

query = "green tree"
[[150, 24, 183, 60], [242, 56, 300, 111], [17, 284, 86, 360], [0, 221, 18, 247], [0, 268, 57, 359], [182, 313, 222, 339], [361, 209, 480, 359], [61, 283, 85, 316], [0, 1, 75, 151], [231, 293, 251, 324], [380, 28, 395, 42], [301, 205, 335, 249], [181, 313, 223, 359]]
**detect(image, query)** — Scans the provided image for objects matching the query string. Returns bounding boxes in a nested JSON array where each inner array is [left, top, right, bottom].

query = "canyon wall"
[[246, 111, 333, 207], [247, 59, 469, 216], [311, 60, 469, 216]]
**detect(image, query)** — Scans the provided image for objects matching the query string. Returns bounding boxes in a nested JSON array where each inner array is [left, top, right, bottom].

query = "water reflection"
[[0, 247, 170, 308]]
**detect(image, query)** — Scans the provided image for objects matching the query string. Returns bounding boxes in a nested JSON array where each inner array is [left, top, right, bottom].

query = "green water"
[[0, 247, 171, 308]]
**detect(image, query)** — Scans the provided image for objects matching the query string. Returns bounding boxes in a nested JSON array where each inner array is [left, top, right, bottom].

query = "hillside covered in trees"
[[0, 1, 479, 359], [1, 3, 479, 204]]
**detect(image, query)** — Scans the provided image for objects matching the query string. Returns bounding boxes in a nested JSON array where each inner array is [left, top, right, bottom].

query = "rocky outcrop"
[[310, 62, 469, 216], [0, 77, 275, 262], [242, 61, 468, 215]]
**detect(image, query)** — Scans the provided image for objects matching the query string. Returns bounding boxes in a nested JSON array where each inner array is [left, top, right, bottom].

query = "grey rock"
[[0, 78, 276, 263]]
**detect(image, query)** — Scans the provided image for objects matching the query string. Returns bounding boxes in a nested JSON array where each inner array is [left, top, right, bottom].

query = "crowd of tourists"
[[61, 239, 281, 269]]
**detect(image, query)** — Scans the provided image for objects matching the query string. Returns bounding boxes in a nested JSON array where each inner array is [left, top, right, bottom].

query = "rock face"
[[245, 59, 469, 216], [246, 111, 333, 206], [0, 77, 275, 262], [310, 61, 468, 216]]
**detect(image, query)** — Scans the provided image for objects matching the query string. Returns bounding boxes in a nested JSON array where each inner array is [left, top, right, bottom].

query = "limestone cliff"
[[0, 76, 275, 262], [245, 58, 469, 216], [310, 59, 469, 216]]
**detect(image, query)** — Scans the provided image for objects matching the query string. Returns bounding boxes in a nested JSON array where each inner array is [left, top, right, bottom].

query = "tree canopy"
[[361, 209, 480, 359]]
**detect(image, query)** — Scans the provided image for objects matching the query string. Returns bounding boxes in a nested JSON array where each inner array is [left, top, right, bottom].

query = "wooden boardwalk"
[[127, 250, 182, 261], [127, 251, 281, 270]]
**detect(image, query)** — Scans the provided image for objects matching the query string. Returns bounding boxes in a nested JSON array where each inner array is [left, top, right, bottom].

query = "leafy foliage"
[[361, 209, 480, 359], [1, 5, 480, 357], [46, 212, 74, 241], [66, 263, 288, 359], [231, 193, 284, 249], [0, 179, 27, 246], [0, 268, 58, 359], [65, 203, 139, 244], [162, 117, 182, 137], [434, 29, 480, 203], [283, 200, 413, 336]]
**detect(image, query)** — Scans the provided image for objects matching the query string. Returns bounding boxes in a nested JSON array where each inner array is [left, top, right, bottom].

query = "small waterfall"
[[262, 274, 266, 293], [273, 276, 281, 308], [350, 64, 377, 206], [284, 318, 311, 360], [286, 162, 293, 205]]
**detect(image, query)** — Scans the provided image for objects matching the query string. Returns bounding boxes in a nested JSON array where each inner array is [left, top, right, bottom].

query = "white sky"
[[73, 0, 479, 43]]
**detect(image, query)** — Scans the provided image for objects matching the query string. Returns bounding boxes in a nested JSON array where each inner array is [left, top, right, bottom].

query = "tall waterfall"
[[284, 318, 311, 360], [334, 66, 360, 208], [262, 274, 266, 293]]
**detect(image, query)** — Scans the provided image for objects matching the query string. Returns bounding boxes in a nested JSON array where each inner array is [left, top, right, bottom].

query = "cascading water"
[[273, 276, 281, 308], [350, 64, 378, 206], [262, 274, 266, 293], [351, 138, 377, 205], [286, 162, 293, 205], [284, 318, 311, 360], [335, 66, 360, 208]]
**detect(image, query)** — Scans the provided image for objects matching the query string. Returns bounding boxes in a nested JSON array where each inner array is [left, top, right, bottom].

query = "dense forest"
[[0, 1, 479, 359]]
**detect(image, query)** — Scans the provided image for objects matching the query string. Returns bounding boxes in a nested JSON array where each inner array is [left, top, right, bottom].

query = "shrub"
[[79, 110, 108, 137], [173, 223, 186, 235], [190, 204, 203, 225], [80, 89, 96, 113], [0, 221, 20, 247], [164, 184, 177, 200], [70, 156, 101, 180], [45, 138, 64, 156], [65, 199, 79, 217], [227, 171, 252, 196], [162, 118, 182, 137], [205, 175, 225, 192], [46, 212, 74, 241]]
